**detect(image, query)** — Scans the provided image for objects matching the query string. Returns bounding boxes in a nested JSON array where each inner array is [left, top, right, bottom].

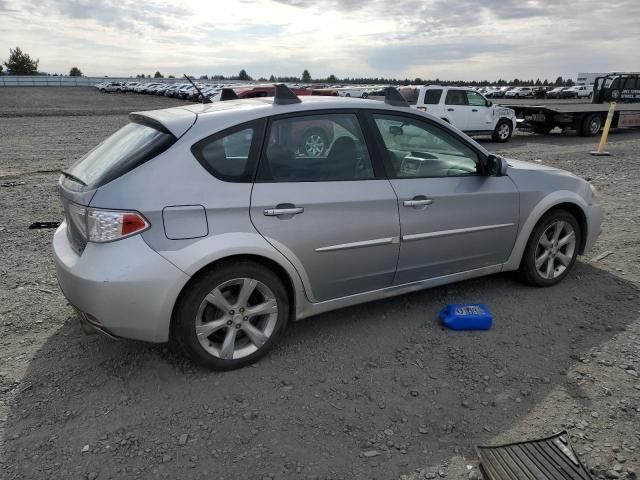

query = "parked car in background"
[[399, 85, 517, 142], [564, 85, 594, 99], [53, 85, 603, 370], [532, 86, 552, 98], [546, 87, 571, 99], [97, 82, 124, 93], [486, 86, 511, 98], [505, 86, 534, 98]]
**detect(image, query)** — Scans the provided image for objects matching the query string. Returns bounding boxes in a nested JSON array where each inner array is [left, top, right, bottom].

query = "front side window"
[[445, 89, 467, 105], [466, 91, 488, 107], [191, 122, 261, 182], [373, 114, 480, 178], [257, 113, 374, 182]]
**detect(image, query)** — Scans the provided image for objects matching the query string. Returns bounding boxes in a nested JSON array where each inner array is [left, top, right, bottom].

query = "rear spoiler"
[[128, 108, 197, 138]]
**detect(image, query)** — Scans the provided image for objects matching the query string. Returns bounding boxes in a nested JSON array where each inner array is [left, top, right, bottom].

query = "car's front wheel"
[[173, 261, 290, 370], [492, 119, 513, 142], [519, 210, 581, 287]]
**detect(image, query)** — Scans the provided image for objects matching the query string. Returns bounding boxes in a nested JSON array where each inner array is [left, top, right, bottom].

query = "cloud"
[[1, 0, 639, 79]]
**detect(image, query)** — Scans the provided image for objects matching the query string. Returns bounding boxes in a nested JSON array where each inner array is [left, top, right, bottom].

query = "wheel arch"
[[169, 253, 299, 342], [502, 192, 590, 271]]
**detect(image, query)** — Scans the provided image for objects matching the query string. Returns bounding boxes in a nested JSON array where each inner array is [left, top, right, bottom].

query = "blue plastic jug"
[[439, 303, 493, 330]]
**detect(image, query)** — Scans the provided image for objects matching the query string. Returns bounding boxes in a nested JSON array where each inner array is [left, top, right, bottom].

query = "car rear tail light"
[[417, 106, 427, 112], [67, 203, 150, 243]]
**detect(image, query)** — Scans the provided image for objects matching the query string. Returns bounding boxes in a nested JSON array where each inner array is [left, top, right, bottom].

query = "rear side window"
[[191, 120, 264, 182], [424, 89, 442, 104], [445, 90, 467, 105], [64, 118, 176, 188]]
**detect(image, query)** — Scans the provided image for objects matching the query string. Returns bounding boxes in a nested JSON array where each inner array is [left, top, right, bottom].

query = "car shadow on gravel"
[[2, 262, 638, 480]]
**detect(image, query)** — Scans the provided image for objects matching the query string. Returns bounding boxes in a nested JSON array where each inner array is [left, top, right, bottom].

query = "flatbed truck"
[[499, 72, 640, 136]]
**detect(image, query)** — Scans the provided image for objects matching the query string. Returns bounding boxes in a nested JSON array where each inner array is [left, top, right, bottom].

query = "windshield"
[[64, 120, 176, 188]]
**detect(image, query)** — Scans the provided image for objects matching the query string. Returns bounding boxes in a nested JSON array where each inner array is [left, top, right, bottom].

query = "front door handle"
[[403, 198, 433, 207], [472, 109, 478, 112], [447, 108, 455, 111], [264, 205, 304, 216]]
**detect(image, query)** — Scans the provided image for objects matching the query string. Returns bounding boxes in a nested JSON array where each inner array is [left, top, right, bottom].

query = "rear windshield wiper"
[[60, 170, 88, 186]]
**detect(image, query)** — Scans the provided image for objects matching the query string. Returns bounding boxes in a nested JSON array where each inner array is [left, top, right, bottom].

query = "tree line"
[[1, 47, 577, 87]]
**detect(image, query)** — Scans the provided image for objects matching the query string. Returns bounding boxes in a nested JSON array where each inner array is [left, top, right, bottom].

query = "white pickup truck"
[[398, 85, 517, 142]]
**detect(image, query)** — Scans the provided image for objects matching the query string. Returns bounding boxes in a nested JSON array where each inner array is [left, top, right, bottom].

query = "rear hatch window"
[[62, 116, 176, 189]]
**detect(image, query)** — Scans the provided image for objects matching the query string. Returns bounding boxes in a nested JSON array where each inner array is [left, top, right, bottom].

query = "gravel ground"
[[0, 88, 638, 480]]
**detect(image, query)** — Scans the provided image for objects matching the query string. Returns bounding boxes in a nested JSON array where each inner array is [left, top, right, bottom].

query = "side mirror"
[[485, 154, 509, 176], [487, 100, 493, 106], [389, 125, 404, 136]]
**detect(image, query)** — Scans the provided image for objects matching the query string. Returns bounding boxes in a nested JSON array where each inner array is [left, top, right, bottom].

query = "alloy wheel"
[[534, 220, 576, 280], [195, 278, 278, 360], [304, 134, 326, 156], [498, 123, 511, 140]]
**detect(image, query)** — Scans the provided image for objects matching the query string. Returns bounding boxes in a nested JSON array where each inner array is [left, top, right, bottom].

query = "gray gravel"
[[0, 88, 638, 480]]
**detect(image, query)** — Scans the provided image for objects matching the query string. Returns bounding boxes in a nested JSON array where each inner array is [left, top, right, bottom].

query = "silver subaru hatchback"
[[53, 85, 603, 370]]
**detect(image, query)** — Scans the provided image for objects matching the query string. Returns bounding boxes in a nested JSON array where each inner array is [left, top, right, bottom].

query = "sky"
[[1, 0, 639, 81]]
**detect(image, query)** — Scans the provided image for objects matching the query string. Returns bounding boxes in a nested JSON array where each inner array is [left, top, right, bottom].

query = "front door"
[[443, 89, 473, 130], [250, 112, 400, 302], [464, 90, 494, 131], [369, 112, 519, 284]]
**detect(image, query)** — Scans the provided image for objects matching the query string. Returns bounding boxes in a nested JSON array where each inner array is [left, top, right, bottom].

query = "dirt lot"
[[0, 88, 638, 480]]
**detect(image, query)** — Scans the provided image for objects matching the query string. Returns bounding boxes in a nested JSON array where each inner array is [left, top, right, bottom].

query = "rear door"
[[250, 111, 400, 302], [367, 111, 519, 284]]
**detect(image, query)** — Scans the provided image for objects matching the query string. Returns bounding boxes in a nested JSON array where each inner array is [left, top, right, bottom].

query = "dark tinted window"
[[424, 89, 442, 104], [445, 90, 467, 105], [257, 113, 374, 182], [191, 121, 262, 182], [65, 119, 176, 188]]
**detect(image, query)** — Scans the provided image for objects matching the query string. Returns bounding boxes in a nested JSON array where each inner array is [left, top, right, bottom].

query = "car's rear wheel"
[[174, 261, 289, 370], [519, 210, 581, 287], [492, 119, 513, 142]]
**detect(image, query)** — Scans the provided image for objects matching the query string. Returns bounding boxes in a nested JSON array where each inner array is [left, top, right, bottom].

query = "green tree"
[[565, 78, 574, 86], [301, 69, 311, 82], [69, 66, 82, 77], [4, 46, 39, 75], [327, 74, 337, 84], [0, 64, 3, 75], [238, 69, 251, 81], [555, 76, 564, 86], [154, 71, 164, 78], [268, 74, 276, 82]]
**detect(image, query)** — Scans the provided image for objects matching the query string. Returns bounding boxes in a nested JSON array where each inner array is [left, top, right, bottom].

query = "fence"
[[0, 76, 186, 87]]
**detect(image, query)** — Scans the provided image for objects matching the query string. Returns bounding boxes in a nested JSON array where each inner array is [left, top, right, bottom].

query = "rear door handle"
[[447, 108, 455, 111], [264, 206, 304, 216], [403, 198, 433, 207], [472, 109, 478, 112]]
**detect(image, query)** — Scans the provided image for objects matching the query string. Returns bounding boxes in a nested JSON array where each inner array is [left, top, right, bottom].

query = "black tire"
[[519, 209, 581, 287], [100, 88, 106, 93], [580, 113, 603, 137], [492, 119, 513, 142], [361, 92, 368, 99], [173, 260, 290, 370], [301, 128, 329, 157]]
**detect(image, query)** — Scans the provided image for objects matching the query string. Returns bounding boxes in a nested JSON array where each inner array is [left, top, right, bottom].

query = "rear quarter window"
[[424, 89, 442, 104]]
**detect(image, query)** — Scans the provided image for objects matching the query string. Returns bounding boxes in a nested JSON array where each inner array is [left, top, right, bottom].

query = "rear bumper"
[[53, 222, 190, 342]]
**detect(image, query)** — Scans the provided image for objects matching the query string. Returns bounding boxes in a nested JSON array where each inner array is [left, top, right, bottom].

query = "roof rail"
[[219, 88, 238, 101], [384, 87, 409, 107], [274, 83, 302, 105]]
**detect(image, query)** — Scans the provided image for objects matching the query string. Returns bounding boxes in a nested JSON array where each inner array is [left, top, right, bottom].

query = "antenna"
[[183, 74, 211, 104], [219, 88, 239, 101], [384, 87, 409, 107], [273, 83, 302, 105]]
